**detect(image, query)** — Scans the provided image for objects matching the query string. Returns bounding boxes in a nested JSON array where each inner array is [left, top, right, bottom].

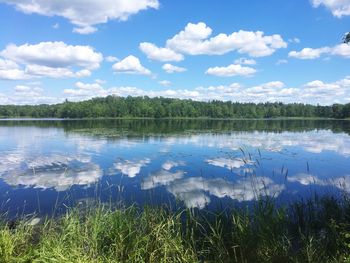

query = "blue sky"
[[0, 0, 349, 105]]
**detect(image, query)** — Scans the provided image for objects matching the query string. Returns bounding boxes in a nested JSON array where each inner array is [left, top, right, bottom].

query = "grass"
[[1, 195, 350, 262]]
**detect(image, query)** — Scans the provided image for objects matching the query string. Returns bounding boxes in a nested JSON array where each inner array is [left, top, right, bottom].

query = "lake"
[[1, 119, 350, 217]]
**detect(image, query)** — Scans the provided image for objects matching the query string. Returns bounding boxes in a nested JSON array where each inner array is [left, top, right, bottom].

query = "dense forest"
[[0, 96, 350, 119]]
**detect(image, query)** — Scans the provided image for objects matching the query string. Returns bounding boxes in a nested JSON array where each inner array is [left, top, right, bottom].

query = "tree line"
[[0, 96, 350, 119]]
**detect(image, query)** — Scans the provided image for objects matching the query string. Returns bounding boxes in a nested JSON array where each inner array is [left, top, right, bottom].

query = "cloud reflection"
[[206, 157, 252, 170], [142, 170, 285, 208], [161, 130, 350, 156], [142, 169, 186, 190], [288, 173, 350, 193], [110, 158, 150, 177], [0, 153, 103, 191]]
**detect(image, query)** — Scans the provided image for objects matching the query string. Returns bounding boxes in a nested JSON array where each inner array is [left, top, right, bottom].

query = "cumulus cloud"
[[289, 44, 350, 59], [191, 78, 350, 105], [0, 58, 30, 80], [1, 0, 160, 33], [25, 64, 91, 78], [162, 63, 187, 73], [14, 85, 43, 96], [47, 76, 350, 105], [139, 42, 184, 62], [1, 41, 103, 69], [0, 84, 59, 105], [4, 76, 350, 106], [289, 47, 330, 59], [63, 81, 105, 98], [206, 63, 256, 77], [112, 55, 151, 75], [311, 0, 350, 17], [0, 41, 102, 80], [166, 22, 287, 57]]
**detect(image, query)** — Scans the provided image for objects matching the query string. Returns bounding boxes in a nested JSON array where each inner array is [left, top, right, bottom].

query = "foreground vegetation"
[[1, 196, 350, 262], [1, 96, 350, 119]]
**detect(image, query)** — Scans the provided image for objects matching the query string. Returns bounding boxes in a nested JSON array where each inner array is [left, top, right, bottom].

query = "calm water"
[[1, 119, 350, 217]]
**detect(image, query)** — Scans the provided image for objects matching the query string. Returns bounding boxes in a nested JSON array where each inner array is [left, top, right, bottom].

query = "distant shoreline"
[[0, 116, 347, 121]]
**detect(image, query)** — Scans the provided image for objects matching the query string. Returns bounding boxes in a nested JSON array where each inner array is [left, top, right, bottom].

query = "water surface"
[[1, 119, 350, 217]]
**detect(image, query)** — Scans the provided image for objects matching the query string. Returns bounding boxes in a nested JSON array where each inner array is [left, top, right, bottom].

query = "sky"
[[0, 0, 349, 105]]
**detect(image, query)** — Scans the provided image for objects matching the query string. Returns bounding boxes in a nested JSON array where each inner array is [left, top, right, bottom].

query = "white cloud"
[[158, 80, 171, 86], [331, 43, 350, 57], [0, 58, 29, 80], [0, 41, 102, 79], [73, 25, 97, 34], [139, 42, 184, 62], [25, 64, 91, 78], [299, 78, 349, 102], [4, 76, 350, 106], [289, 44, 350, 59], [166, 22, 287, 57], [0, 68, 29, 80], [112, 55, 151, 75], [2, 0, 160, 33], [63, 81, 105, 98], [105, 56, 119, 62], [162, 63, 187, 73], [8, 84, 59, 104], [1, 42, 103, 69], [288, 47, 330, 59], [234, 58, 257, 65], [0, 58, 19, 69], [14, 85, 43, 96], [311, 0, 350, 17], [60, 76, 350, 105], [206, 63, 256, 77]]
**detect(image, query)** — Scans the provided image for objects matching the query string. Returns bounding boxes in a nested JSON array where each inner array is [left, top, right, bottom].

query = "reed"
[[1, 195, 350, 262]]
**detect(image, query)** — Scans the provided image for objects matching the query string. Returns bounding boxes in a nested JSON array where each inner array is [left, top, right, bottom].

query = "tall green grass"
[[1, 196, 350, 262]]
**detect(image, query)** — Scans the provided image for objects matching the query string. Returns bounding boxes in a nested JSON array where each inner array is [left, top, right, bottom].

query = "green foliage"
[[1, 95, 350, 119], [1, 197, 350, 262]]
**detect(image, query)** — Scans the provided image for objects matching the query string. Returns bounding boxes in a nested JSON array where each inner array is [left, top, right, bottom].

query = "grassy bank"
[[1, 196, 350, 262]]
